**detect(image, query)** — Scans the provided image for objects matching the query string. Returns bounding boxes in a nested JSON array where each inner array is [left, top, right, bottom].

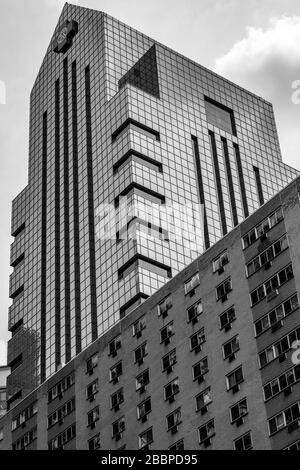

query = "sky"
[[0, 0, 300, 365]]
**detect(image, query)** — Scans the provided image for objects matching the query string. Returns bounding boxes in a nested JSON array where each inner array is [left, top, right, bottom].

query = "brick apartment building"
[[1, 176, 300, 450]]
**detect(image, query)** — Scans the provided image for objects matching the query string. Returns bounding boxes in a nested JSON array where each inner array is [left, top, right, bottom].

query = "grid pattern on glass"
[[119, 45, 160, 99], [7, 2, 299, 399], [204, 98, 235, 135]]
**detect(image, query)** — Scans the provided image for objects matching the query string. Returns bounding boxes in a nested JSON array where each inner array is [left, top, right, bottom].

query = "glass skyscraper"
[[7, 2, 298, 406]]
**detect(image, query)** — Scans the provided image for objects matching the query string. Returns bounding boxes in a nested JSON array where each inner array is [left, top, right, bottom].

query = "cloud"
[[0, 340, 7, 366], [215, 16, 300, 170]]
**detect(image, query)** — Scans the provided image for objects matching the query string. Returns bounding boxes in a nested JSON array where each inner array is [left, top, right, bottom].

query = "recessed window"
[[86, 353, 98, 375], [169, 439, 184, 451], [137, 397, 152, 422], [86, 379, 99, 402], [164, 378, 179, 403], [223, 335, 240, 362], [166, 407, 182, 433], [136, 369, 150, 393], [234, 431, 252, 450], [190, 328, 206, 353], [87, 407, 99, 429], [88, 433, 101, 450], [198, 419, 215, 447], [132, 318, 146, 338], [187, 301, 203, 324], [158, 295, 172, 318], [196, 387, 212, 414], [230, 398, 248, 425], [112, 416, 125, 441], [213, 251, 229, 274], [192, 357, 209, 383], [226, 366, 244, 393], [110, 361, 123, 384], [111, 388, 124, 412], [220, 306, 236, 331], [138, 427, 153, 449], [160, 322, 174, 345], [184, 273, 200, 296], [108, 336, 122, 357], [162, 349, 177, 373], [216, 278, 232, 302], [134, 342, 148, 365]]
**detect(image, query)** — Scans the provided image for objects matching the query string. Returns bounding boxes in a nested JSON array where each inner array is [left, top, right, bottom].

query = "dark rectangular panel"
[[233, 143, 249, 218], [221, 137, 238, 227], [63, 58, 71, 363], [54, 79, 61, 368], [209, 131, 227, 236], [253, 165, 265, 206], [85, 65, 98, 342], [191, 135, 210, 250], [40, 111, 48, 383], [71, 60, 82, 355]]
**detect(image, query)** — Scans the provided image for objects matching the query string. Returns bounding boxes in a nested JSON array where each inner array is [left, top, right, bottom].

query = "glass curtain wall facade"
[[7, 3, 299, 404]]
